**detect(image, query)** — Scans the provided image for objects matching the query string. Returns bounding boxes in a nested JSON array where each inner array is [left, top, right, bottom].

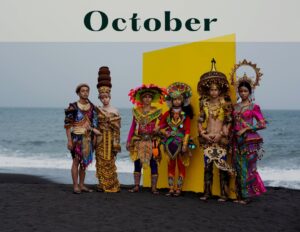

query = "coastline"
[[0, 173, 299, 232]]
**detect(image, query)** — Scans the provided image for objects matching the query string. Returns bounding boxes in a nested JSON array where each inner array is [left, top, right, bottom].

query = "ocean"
[[0, 107, 299, 189]]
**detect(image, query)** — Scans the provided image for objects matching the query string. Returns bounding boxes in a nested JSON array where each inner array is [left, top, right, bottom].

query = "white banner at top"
[[1, 0, 299, 42]]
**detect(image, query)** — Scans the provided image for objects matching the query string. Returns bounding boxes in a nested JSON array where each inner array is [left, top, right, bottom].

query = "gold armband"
[[183, 134, 190, 146]]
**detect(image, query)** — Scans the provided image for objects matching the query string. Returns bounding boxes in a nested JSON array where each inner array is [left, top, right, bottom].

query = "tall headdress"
[[128, 84, 167, 106], [230, 59, 263, 101], [197, 58, 229, 97], [97, 66, 112, 96], [165, 82, 192, 107]]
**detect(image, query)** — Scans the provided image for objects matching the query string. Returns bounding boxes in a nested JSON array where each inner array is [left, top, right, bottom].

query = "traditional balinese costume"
[[159, 82, 195, 195], [95, 67, 121, 192], [198, 59, 234, 200], [127, 84, 166, 192], [64, 84, 98, 169], [230, 60, 267, 200]]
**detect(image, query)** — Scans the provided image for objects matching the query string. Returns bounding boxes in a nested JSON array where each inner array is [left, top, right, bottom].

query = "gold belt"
[[72, 126, 87, 135]]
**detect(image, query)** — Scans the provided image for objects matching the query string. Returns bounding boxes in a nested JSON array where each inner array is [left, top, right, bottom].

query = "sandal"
[[233, 199, 250, 205], [173, 189, 181, 197], [239, 199, 251, 205], [128, 185, 140, 193], [165, 190, 174, 197], [218, 198, 227, 202], [151, 189, 159, 195], [200, 195, 209, 201]]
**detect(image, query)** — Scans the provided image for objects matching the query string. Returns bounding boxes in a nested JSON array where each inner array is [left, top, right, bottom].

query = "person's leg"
[[150, 157, 159, 194], [71, 157, 80, 193], [200, 162, 213, 200], [129, 159, 142, 192], [166, 159, 176, 196], [218, 170, 229, 202], [78, 165, 93, 192], [174, 157, 186, 196]]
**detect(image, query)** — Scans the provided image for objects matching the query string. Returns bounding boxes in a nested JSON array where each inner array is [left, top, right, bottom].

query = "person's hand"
[[93, 128, 101, 136], [237, 128, 248, 136], [154, 125, 160, 133], [202, 134, 213, 143], [213, 134, 222, 143], [67, 140, 73, 151]]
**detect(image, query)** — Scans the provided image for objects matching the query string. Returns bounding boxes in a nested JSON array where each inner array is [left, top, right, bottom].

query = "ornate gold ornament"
[[230, 59, 263, 90]]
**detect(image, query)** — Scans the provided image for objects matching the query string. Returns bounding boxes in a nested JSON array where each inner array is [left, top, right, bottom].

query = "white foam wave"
[[260, 167, 300, 189], [0, 153, 299, 189], [0, 153, 133, 173]]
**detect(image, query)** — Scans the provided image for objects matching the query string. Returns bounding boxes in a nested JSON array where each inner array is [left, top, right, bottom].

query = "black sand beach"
[[0, 173, 299, 232]]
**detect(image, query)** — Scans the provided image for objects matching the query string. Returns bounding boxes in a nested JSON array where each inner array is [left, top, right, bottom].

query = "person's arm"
[[65, 127, 73, 150], [223, 102, 233, 136], [64, 104, 75, 150], [126, 117, 136, 150], [182, 116, 191, 152], [158, 111, 170, 137], [251, 104, 266, 131]]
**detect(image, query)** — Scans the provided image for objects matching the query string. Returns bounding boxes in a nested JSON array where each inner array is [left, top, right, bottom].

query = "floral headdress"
[[128, 84, 167, 106], [165, 82, 192, 107]]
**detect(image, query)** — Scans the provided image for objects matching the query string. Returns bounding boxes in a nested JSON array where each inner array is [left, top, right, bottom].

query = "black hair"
[[171, 97, 194, 119], [182, 105, 194, 119], [238, 81, 252, 94]]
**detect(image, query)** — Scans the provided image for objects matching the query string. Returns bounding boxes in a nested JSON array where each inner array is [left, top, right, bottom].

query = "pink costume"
[[233, 103, 266, 198]]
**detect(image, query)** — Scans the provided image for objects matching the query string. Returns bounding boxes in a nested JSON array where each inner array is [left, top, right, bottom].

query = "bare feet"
[[128, 185, 139, 193], [80, 185, 94, 193], [73, 187, 81, 194]]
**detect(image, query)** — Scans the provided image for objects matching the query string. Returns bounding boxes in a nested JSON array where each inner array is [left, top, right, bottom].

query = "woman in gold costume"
[[95, 66, 121, 192]]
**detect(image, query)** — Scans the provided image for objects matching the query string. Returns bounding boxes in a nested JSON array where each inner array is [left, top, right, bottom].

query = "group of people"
[[64, 59, 267, 205]]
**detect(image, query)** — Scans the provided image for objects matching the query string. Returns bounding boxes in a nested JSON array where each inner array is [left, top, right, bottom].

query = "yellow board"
[[142, 34, 237, 198]]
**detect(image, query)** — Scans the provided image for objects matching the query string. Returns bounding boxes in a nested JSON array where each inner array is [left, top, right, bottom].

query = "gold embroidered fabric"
[[95, 107, 121, 192], [204, 144, 234, 173], [132, 108, 161, 126]]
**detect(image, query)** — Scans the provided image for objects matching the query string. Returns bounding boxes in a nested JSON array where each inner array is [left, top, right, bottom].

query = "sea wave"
[[0, 153, 299, 189], [260, 167, 300, 189], [0, 153, 132, 173]]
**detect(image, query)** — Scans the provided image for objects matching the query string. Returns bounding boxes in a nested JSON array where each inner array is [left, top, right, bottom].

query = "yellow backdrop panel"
[[142, 34, 236, 198]]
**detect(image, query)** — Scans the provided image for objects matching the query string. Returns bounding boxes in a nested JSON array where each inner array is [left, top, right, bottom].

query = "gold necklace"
[[77, 101, 90, 111], [208, 102, 221, 120]]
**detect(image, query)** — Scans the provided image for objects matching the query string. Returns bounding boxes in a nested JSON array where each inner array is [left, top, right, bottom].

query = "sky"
[[0, 42, 299, 110]]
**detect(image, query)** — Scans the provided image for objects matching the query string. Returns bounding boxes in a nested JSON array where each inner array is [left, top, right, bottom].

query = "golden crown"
[[230, 59, 263, 90], [98, 86, 111, 94]]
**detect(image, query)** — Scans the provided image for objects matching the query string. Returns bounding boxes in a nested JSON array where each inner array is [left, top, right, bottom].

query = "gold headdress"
[[97, 66, 112, 95], [230, 59, 263, 90], [197, 58, 229, 96]]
